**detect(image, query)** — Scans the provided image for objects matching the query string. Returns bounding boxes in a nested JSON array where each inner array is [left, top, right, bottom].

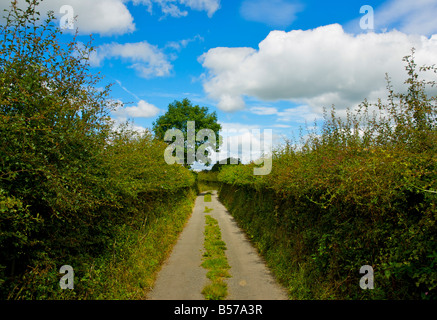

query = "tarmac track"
[[147, 190, 288, 300]]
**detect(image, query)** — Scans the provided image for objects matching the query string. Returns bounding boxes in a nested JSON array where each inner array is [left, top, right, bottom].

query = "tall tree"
[[152, 98, 222, 167]]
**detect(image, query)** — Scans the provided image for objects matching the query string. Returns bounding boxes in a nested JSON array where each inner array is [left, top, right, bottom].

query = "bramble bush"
[[218, 50, 436, 299], [0, 0, 195, 299]]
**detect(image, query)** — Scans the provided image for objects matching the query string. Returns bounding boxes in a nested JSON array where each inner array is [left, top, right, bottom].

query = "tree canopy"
[[152, 98, 222, 167]]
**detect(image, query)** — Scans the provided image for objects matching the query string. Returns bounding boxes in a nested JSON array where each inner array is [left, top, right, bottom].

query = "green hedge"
[[218, 53, 437, 300], [2, 187, 196, 300], [0, 1, 196, 299]]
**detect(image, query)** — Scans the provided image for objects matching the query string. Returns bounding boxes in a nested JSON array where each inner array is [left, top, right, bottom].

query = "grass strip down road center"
[[201, 214, 231, 300]]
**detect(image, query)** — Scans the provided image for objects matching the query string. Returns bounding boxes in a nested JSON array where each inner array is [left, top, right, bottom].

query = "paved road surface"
[[147, 190, 288, 300]]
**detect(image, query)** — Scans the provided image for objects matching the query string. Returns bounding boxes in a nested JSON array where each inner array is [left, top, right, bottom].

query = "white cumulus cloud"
[[277, 105, 322, 123], [215, 123, 276, 164], [200, 24, 437, 114], [181, 0, 221, 17], [113, 100, 161, 119], [90, 41, 172, 78], [375, 0, 437, 36], [1, 0, 221, 36], [0, 0, 136, 36]]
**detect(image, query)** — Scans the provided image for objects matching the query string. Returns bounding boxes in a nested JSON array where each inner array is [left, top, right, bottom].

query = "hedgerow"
[[218, 51, 437, 299], [0, 0, 195, 299]]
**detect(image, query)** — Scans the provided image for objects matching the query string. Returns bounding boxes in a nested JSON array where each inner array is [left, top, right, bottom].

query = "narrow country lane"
[[147, 190, 289, 300]]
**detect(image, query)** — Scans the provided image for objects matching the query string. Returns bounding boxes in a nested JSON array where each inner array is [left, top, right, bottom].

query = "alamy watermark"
[[60, 5, 74, 30], [59, 265, 74, 289], [360, 5, 374, 31], [359, 265, 374, 290], [163, 121, 273, 175]]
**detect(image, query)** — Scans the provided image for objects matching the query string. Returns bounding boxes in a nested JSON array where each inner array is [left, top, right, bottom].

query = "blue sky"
[[87, 0, 368, 130], [4, 0, 437, 165]]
